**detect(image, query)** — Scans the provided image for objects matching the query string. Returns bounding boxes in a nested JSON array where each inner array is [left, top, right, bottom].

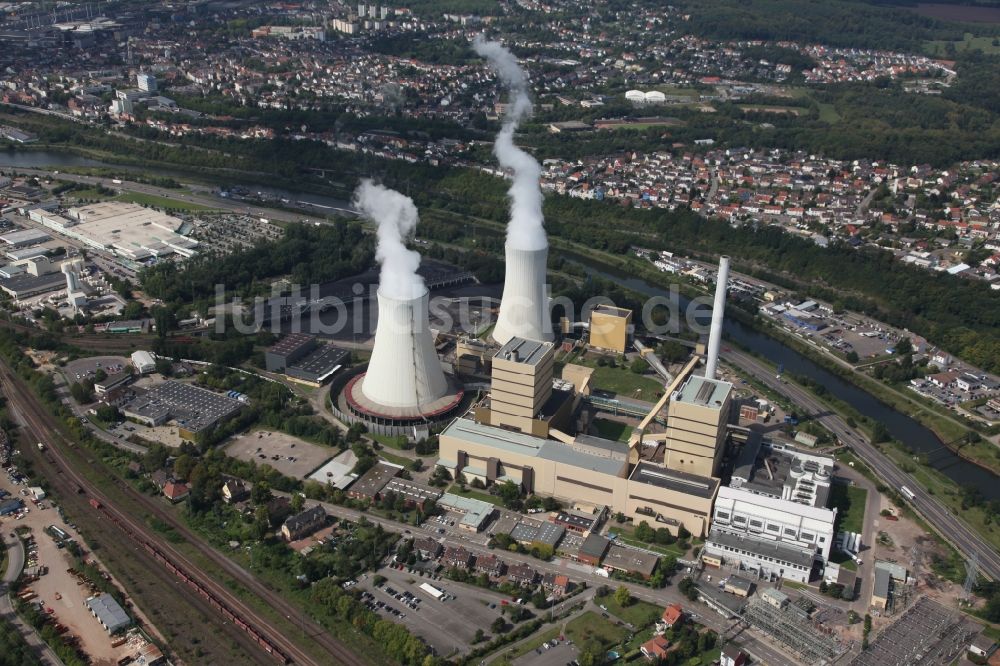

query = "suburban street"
[[721, 347, 1000, 581]]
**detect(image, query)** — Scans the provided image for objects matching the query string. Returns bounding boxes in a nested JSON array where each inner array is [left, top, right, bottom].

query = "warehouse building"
[[85, 594, 131, 634], [0, 228, 51, 248], [42, 202, 199, 260], [265, 333, 316, 372], [120, 381, 243, 439]]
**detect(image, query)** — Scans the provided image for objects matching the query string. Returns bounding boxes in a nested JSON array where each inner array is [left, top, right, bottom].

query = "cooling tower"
[[493, 244, 552, 345], [362, 287, 448, 409], [704, 255, 731, 380]]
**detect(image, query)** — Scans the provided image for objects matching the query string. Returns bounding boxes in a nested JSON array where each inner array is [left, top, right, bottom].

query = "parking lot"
[[62, 356, 130, 385], [358, 563, 518, 658], [515, 640, 578, 666], [223, 430, 334, 479]]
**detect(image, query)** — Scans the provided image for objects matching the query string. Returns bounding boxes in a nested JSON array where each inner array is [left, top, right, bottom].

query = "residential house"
[[641, 636, 670, 661], [162, 482, 189, 503], [661, 603, 684, 628], [222, 479, 249, 504], [281, 505, 327, 541], [474, 554, 504, 578], [542, 573, 570, 596], [413, 536, 442, 560], [720, 645, 748, 666], [506, 562, 537, 587], [442, 545, 471, 569]]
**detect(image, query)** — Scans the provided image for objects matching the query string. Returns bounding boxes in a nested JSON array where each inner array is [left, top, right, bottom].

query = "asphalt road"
[[721, 347, 1000, 581]]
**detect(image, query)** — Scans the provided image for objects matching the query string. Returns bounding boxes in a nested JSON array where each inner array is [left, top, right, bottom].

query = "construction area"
[[742, 595, 844, 664], [850, 597, 978, 666]]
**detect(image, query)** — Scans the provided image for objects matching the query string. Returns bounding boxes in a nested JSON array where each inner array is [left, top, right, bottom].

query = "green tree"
[[291, 492, 305, 512], [251, 480, 272, 505], [614, 585, 632, 607]]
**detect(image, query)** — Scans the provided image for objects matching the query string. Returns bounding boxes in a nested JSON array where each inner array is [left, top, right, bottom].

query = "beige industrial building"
[[663, 375, 733, 478], [588, 305, 632, 353], [438, 339, 726, 537]]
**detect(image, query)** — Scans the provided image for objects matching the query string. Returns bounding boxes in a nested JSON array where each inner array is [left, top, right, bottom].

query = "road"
[[0, 360, 368, 666], [285, 493, 800, 666], [722, 347, 1000, 581], [1, 528, 64, 665], [4, 166, 318, 225]]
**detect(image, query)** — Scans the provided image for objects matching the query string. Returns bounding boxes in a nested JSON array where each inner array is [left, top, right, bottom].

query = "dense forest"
[[674, 0, 992, 51]]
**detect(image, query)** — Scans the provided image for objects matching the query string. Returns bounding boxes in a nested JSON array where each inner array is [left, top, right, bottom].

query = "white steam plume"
[[473, 36, 547, 252], [353, 179, 425, 300]]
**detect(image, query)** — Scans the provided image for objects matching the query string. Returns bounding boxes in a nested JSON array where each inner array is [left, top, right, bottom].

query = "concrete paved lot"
[[359, 564, 517, 658], [224, 430, 333, 479], [108, 421, 185, 448]]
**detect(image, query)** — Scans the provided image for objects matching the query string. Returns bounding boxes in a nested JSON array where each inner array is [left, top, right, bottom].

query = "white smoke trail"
[[474, 36, 547, 252], [353, 179, 425, 300]]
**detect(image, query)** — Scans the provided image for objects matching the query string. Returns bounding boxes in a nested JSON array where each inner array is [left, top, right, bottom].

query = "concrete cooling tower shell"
[[493, 244, 553, 345], [362, 288, 448, 409]]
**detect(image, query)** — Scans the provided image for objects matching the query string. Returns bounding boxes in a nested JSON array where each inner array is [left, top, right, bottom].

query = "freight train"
[[88, 497, 290, 663]]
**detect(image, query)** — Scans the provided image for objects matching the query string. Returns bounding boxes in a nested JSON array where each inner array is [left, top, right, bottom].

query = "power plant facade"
[[493, 244, 552, 346], [362, 288, 448, 409]]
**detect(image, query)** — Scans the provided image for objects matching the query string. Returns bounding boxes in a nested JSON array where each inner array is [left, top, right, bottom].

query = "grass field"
[[925, 33, 1000, 56], [594, 592, 662, 628], [377, 450, 413, 469], [371, 433, 408, 449], [69, 187, 112, 200], [829, 482, 867, 535], [611, 525, 687, 557], [817, 102, 841, 123], [114, 191, 214, 212], [592, 418, 633, 443], [446, 483, 505, 506], [564, 611, 629, 648]]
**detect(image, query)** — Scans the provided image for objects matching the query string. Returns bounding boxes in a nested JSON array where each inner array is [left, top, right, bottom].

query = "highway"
[[721, 347, 1000, 581]]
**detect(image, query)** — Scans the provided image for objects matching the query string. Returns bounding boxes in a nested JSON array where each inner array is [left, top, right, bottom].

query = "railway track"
[[0, 360, 369, 666]]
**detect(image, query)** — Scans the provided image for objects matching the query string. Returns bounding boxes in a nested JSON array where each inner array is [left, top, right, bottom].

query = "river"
[[562, 250, 1000, 500], [0, 149, 354, 213], [4, 150, 995, 497]]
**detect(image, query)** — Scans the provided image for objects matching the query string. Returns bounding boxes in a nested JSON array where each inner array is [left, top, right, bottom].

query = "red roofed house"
[[641, 636, 671, 661], [662, 603, 684, 628], [162, 482, 190, 503]]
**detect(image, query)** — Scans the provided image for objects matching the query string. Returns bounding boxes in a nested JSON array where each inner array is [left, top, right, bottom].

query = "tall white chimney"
[[362, 287, 448, 409], [493, 243, 552, 345], [704, 255, 730, 380]]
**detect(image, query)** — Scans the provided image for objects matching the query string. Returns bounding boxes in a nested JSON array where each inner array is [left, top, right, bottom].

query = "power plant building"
[[663, 375, 733, 478], [588, 305, 632, 353]]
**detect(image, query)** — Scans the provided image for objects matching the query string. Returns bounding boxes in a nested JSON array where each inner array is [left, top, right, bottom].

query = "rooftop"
[[674, 375, 733, 409], [286, 344, 348, 381], [269, 332, 315, 357], [349, 461, 401, 498], [439, 492, 495, 529], [85, 594, 130, 632], [442, 418, 628, 477], [495, 336, 553, 366], [592, 304, 632, 319], [603, 543, 659, 576], [708, 528, 816, 568], [630, 462, 719, 499]]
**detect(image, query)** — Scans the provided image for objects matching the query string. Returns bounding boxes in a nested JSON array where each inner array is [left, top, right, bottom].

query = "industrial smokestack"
[[362, 287, 448, 409], [704, 255, 731, 380], [493, 244, 551, 345]]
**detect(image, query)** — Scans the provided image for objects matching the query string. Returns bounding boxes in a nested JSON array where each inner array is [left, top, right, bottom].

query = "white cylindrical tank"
[[362, 288, 448, 409], [493, 243, 552, 345], [61, 261, 80, 293], [704, 255, 730, 380]]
